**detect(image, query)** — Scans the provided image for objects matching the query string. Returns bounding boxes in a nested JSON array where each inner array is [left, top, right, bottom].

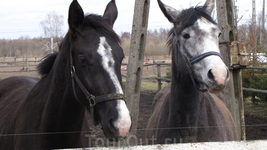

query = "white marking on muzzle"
[[195, 18, 229, 89], [97, 37, 131, 137]]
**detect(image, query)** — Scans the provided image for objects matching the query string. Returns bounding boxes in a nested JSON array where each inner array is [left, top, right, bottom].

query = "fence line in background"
[[122, 62, 171, 90], [0, 61, 172, 91], [2, 58, 267, 94], [0, 57, 42, 74]]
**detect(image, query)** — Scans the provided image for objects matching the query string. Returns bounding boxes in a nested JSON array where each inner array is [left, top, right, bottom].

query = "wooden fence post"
[[125, 0, 150, 144], [216, 0, 245, 140], [156, 63, 162, 91]]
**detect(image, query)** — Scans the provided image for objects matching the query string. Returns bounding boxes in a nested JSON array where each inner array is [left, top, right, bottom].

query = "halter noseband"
[[69, 47, 125, 117], [179, 49, 223, 92]]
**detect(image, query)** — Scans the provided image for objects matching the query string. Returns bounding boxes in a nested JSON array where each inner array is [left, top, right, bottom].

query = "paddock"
[[0, 0, 266, 149]]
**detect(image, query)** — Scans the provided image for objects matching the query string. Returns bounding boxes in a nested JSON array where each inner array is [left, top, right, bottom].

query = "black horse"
[[146, 0, 236, 144], [0, 0, 131, 149]]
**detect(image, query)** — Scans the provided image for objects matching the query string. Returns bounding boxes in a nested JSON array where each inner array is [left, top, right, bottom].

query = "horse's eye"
[[218, 32, 222, 37], [78, 55, 87, 66], [182, 33, 190, 39]]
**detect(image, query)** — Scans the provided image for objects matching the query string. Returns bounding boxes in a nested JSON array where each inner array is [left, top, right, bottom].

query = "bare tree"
[[40, 11, 63, 53], [40, 11, 64, 38]]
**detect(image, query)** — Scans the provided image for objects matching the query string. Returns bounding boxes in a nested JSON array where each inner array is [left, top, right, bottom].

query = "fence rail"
[[243, 87, 267, 94], [0, 57, 42, 74], [0, 57, 42, 63], [122, 62, 172, 90]]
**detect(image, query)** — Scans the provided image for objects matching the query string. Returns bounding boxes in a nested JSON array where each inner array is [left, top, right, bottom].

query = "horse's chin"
[[97, 122, 123, 140], [208, 88, 224, 93], [204, 83, 225, 93], [207, 85, 225, 93]]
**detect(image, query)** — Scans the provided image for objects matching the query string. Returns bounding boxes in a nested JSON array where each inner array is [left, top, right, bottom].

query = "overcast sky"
[[0, 0, 265, 39]]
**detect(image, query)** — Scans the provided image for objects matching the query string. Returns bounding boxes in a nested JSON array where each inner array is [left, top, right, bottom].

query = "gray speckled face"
[[178, 18, 229, 91]]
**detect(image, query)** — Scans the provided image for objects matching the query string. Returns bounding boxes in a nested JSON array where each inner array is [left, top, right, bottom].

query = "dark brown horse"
[[0, 0, 131, 149], [146, 0, 236, 144]]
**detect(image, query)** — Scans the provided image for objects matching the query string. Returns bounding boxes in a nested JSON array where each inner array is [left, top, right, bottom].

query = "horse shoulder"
[[208, 92, 236, 140], [152, 84, 171, 111], [210, 93, 234, 124]]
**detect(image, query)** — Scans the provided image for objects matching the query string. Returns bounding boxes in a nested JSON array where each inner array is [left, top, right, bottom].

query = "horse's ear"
[[204, 0, 215, 15], [103, 0, 118, 28], [68, 0, 84, 32], [157, 0, 180, 23]]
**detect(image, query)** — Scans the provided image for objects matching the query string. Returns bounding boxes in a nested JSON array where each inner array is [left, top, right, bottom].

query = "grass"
[[140, 79, 169, 91], [122, 78, 169, 92]]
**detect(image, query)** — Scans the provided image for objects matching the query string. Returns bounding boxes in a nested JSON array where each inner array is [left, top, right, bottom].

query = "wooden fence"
[[0, 57, 42, 73], [0, 57, 42, 64], [121, 61, 171, 91]]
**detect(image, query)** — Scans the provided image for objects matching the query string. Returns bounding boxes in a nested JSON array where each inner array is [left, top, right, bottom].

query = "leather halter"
[[69, 45, 125, 116], [178, 49, 223, 92]]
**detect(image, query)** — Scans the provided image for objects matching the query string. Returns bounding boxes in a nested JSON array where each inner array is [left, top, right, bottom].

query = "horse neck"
[[169, 51, 204, 131], [40, 52, 86, 135]]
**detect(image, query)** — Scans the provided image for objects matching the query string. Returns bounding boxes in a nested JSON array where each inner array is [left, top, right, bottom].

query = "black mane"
[[37, 52, 58, 77]]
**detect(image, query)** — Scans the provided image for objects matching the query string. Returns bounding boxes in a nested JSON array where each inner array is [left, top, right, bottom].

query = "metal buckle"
[[71, 65, 75, 77], [89, 95, 96, 106]]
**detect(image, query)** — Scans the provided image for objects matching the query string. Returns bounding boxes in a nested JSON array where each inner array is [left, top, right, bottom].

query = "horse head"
[[66, 0, 131, 139], [158, 0, 229, 92]]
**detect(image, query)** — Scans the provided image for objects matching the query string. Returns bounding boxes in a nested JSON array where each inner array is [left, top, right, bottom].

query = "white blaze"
[[196, 18, 229, 87], [97, 37, 131, 137]]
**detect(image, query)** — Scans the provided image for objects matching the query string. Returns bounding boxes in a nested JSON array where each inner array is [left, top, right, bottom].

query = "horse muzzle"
[[205, 67, 230, 92]]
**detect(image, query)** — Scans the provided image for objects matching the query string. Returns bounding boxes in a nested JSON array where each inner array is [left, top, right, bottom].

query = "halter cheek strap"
[[179, 49, 223, 92], [69, 46, 125, 119]]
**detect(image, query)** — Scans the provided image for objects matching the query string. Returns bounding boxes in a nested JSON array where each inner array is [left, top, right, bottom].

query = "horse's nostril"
[[208, 69, 215, 81]]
